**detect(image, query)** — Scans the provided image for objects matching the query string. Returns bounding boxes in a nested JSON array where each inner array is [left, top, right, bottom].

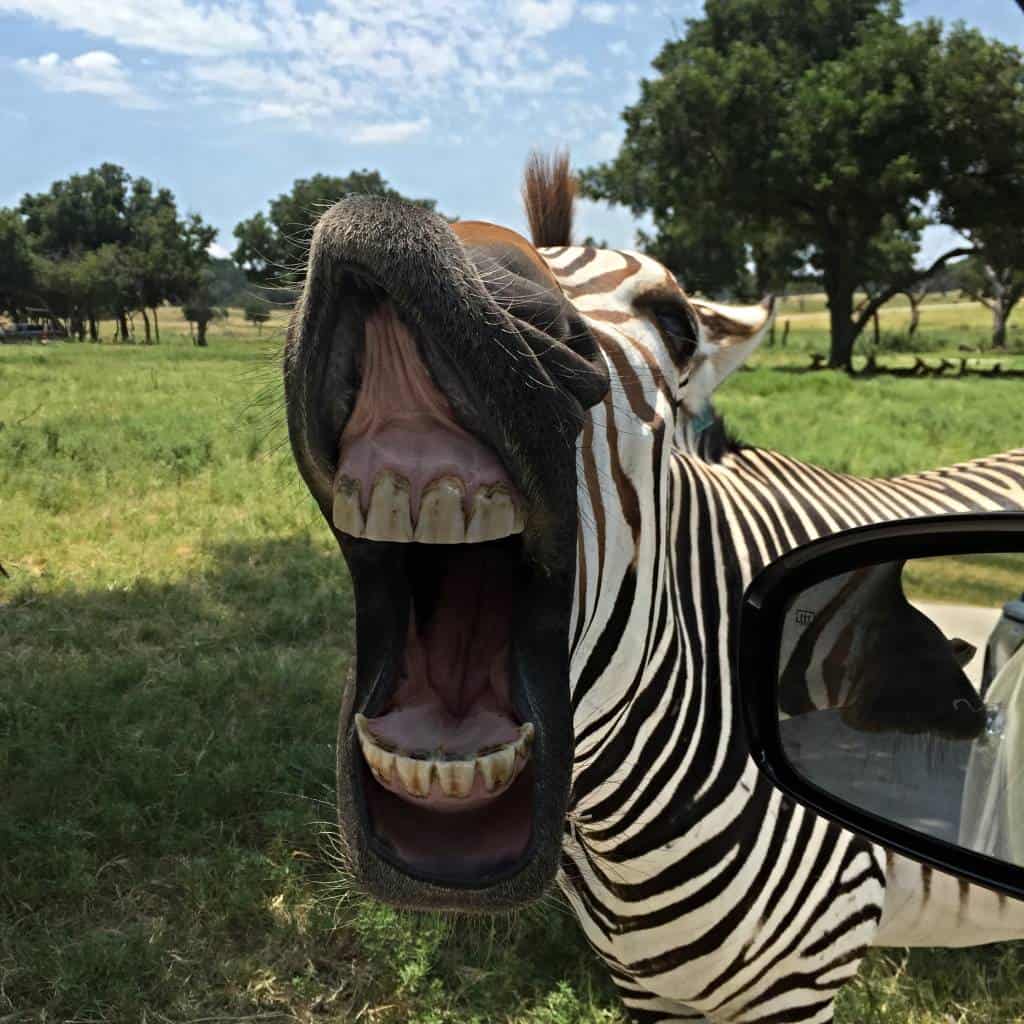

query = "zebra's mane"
[[522, 149, 575, 247]]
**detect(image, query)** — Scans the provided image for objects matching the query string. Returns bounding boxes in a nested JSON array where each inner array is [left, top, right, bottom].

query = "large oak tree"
[[933, 26, 1024, 348], [580, 1, 1021, 367]]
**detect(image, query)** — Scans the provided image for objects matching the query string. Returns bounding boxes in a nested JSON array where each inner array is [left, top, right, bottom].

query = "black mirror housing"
[[737, 512, 1024, 901]]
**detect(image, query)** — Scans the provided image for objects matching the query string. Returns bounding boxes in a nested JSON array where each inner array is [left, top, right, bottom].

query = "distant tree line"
[[1, 165, 216, 343], [6, 24, 1022, 364], [580, 0, 1024, 366], [0, 166, 442, 346]]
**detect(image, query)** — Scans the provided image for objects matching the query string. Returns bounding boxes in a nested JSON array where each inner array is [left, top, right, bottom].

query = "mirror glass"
[[778, 553, 1024, 865]]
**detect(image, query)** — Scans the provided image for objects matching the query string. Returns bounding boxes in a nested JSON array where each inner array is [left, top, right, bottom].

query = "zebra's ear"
[[680, 296, 775, 417]]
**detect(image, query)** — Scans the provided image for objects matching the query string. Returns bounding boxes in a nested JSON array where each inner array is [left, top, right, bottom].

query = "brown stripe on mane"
[[522, 149, 575, 247]]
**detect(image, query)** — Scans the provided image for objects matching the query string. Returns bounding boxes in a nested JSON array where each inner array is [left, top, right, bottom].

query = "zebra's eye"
[[652, 305, 699, 363]]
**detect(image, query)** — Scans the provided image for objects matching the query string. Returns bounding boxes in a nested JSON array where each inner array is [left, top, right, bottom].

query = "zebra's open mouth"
[[346, 537, 539, 883], [328, 299, 566, 896]]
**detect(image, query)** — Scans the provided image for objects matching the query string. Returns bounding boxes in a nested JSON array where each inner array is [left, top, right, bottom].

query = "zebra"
[[283, 153, 1024, 1024]]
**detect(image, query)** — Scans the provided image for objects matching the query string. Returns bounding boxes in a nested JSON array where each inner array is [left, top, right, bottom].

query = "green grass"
[[903, 553, 1024, 608], [3, 332, 1024, 1023]]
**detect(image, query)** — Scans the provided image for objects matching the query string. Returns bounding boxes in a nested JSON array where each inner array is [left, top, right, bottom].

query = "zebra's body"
[[541, 243, 1024, 1023]]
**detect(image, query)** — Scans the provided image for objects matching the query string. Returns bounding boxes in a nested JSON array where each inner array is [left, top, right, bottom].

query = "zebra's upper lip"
[[284, 194, 602, 576], [331, 301, 527, 543]]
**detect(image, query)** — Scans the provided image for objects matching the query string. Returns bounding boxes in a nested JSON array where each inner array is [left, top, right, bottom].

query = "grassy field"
[[3, 329, 1024, 1023], [757, 289, 1022, 358]]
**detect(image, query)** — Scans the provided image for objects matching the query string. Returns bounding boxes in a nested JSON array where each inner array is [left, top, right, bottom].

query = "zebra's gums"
[[284, 156, 1024, 1023]]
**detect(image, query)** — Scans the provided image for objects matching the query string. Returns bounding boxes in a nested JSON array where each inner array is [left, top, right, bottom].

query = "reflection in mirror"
[[778, 553, 1024, 867]]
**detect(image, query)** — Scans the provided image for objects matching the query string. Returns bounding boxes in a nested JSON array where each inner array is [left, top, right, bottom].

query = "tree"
[[0, 209, 37, 320], [182, 268, 227, 348], [122, 207, 216, 342], [31, 247, 120, 340], [953, 255, 1023, 350], [19, 165, 217, 342], [901, 280, 930, 339], [206, 257, 251, 308], [931, 27, 1024, 349], [233, 171, 441, 284], [20, 163, 131, 255], [579, 1, 980, 368], [243, 297, 272, 334]]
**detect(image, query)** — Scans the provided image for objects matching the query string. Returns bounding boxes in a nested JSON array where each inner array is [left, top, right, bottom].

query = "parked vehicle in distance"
[[0, 322, 67, 343]]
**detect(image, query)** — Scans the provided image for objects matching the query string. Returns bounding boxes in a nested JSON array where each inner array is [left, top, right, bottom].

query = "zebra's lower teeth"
[[355, 714, 534, 808]]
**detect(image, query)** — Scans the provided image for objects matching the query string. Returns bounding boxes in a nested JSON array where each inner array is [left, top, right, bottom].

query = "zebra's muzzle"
[[285, 196, 583, 908]]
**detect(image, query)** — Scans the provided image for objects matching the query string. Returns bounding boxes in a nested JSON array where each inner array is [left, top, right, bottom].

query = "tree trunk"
[[993, 304, 1008, 349], [781, 320, 790, 347], [825, 269, 856, 369], [769, 321, 776, 347], [141, 307, 152, 345], [88, 315, 99, 342], [196, 318, 209, 347], [118, 310, 130, 343], [152, 307, 160, 343], [907, 295, 921, 338], [872, 311, 880, 348]]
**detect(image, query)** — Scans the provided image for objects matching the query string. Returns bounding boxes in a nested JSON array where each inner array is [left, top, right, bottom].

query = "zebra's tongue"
[[368, 546, 519, 756]]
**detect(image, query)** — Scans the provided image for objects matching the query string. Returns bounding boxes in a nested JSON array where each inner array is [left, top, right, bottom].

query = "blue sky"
[[1, 0, 1022, 262]]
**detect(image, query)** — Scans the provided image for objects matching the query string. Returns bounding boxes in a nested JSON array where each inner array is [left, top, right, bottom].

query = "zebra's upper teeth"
[[333, 473, 525, 543], [414, 476, 466, 543], [363, 470, 414, 542], [465, 484, 523, 543], [355, 714, 534, 802], [332, 476, 364, 537]]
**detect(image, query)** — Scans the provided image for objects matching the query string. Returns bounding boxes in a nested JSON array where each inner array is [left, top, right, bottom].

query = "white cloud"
[[15, 50, 158, 108], [192, 57, 367, 125], [208, 241, 231, 259], [0, 0, 266, 56], [608, 39, 631, 57], [349, 117, 430, 144], [580, 2, 617, 24], [7, 0, 598, 127], [509, 0, 575, 36], [463, 57, 588, 95]]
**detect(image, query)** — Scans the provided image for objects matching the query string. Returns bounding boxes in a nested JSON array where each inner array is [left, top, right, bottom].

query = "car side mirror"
[[737, 513, 1024, 899]]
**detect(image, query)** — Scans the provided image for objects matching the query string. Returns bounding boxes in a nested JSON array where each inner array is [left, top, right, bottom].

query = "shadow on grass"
[[0, 535, 616, 1023], [3, 534, 351, 866]]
